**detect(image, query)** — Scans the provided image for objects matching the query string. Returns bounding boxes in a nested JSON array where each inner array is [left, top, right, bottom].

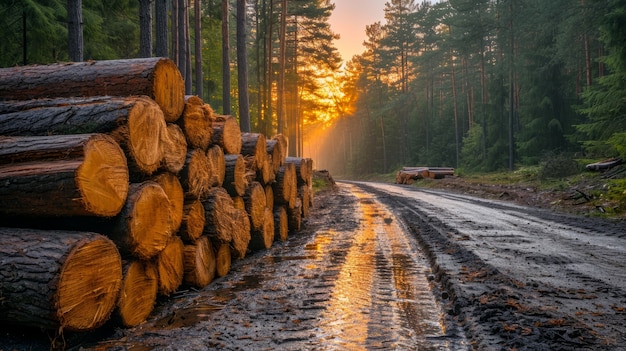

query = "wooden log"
[[156, 235, 184, 296], [273, 134, 288, 160], [286, 157, 311, 186], [0, 228, 122, 332], [266, 139, 283, 175], [244, 181, 267, 232], [274, 206, 289, 242], [0, 134, 129, 217], [298, 184, 311, 218], [265, 185, 274, 213], [0, 57, 185, 122], [183, 236, 216, 288], [241, 133, 267, 171], [153, 172, 184, 233], [214, 241, 231, 278], [179, 199, 205, 243], [257, 157, 275, 186], [223, 153, 247, 197], [115, 259, 158, 327], [211, 115, 242, 154], [273, 162, 296, 205], [0, 96, 167, 175], [249, 207, 274, 251], [180, 148, 211, 200], [287, 198, 302, 233], [161, 123, 187, 174], [232, 196, 246, 211], [206, 144, 225, 187], [202, 187, 236, 243], [230, 208, 251, 259], [180, 95, 212, 150], [110, 181, 173, 260]]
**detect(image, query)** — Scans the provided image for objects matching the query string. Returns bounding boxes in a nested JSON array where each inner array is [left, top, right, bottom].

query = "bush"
[[538, 152, 582, 180]]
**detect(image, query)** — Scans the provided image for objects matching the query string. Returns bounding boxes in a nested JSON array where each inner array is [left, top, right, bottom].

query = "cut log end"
[[161, 124, 187, 174], [156, 236, 184, 296], [153, 58, 185, 122], [116, 260, 158, 328], [215, 242, 231, 277], [183, 236, 216, 288], [124, 97, 167, 175]]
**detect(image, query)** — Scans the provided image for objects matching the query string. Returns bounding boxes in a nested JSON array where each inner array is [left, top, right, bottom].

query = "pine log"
[[273, 134, 288, 161], [115, 259, 158, 327], [183, 236, 216, 288], [257, 157, 275, 186], [249, 207, 274, 251], [0, 134, 129, 217], [0, 57, 185, 121], [274, 206, 289, 242], [223, 154, 247, 197], [110, 181, 173, 260], [273, 162, 296, 206], [202, 187, 235, 243], [179, 200, 205, 243], [0, 228, 122, 332], [230, 208, 251, 259], [180, 148, 211, 200], [214, 241, 231, 278], [266, 139, 283, 175], [288, 198, 302, 232], [286, 157, 311, 186], [211, 115, 242, 154], [244, 181, 267, 232], [161, 124, 187, 174], [153, 172, 184, 233], [180, 95, 212, 150], [156, 235, 184, 296], [206, 144, 225, 187], [0, 96, 167, 174], [241, 133, 267, 171], [232, 196, 245, 211], [265, 185, 274, 213], [298, 184, 311, 218]]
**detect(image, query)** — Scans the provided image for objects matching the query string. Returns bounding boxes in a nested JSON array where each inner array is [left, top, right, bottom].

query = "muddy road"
[[3, 180, 626, 350]]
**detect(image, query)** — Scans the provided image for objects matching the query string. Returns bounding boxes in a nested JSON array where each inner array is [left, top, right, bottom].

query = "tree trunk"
[[183, 235, 216, 288], [230, 208, 251, 259], [155, 235, 184, 296], [110, 181, 173, 260], [0, 134, 128, 217], [206, 144, 226, 187], [273, 206, 288, 242], [236, 0, 251, 132], [155, 0, 168, 57], [180, 95, 213, 150], [277, 0, 287, 135], [153, 172, 184, 233], [0, 58, 184, 122], [215, 241, 231, 277], [211, 115, 242, 154], [115, 259, 158, 327], [67, 0, 84, 62], [177, 0, 188, 89], [243, 181, 267, 231], [180, 148, 211, 200], [223, 153, 247, 197], [179, 199, 206, 243], [194, 0, 203, 99], [221, 0, 231, 115], [161, 123, 188, 174], [202, 187, 236, 243], [0, 228, 122, 332], [139, 0, 153, 58], [0, 96, 166, 175]]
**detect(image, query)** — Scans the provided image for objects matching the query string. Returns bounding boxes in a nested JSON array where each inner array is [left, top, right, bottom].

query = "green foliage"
[[538, 152, 582, 180]]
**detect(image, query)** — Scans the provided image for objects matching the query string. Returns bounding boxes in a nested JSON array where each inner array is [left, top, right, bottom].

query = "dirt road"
[[2, 180, 626, 350]]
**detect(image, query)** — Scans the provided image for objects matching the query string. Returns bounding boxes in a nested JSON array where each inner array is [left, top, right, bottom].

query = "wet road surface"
[[84, 183, 468, 350]]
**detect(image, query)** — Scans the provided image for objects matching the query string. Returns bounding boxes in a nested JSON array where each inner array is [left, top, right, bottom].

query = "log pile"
[[0, 58, 314, 335], [396, 166, 454, 184]]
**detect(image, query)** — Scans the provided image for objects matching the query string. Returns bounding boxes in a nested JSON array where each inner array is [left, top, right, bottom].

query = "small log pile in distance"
[[396, 166, 454, 184], [0, 58, 315, 335]]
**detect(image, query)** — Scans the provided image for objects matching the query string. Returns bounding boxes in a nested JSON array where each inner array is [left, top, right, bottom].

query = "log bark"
[[214, 241, 231, 277], [202, 187, 236, 243], [180, 148, 211, 200], [243, 181, 267, 232], [206, 144, 225, 187], [0, 134, 129, 217], [110, 181, 173, 260], [115, 259, 158, 327], [249, 207, 274, 251], [273, 162, 296, 206], [266, 139, 283, 175], [0, 228, 122, 332], [180, 95, 212, 150], [230, 208, 251, 259], [274, 206, 289, 242], [223, 153, 247, 197], [179, 199, 205, 243], [211, 115, 242, 154], [183, 235, 216, 288], [240, 132, 266, 171], [161, 124, 187, 174], [156, 235, 184, 296], [153, 172, 184, 233], [0, 57, 185, 122], [0, 96, 167, 175]]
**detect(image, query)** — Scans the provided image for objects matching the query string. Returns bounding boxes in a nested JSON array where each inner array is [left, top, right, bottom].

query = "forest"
[[1, 0, 625, 178]]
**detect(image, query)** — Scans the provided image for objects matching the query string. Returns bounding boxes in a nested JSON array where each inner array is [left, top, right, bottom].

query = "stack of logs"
[[396, 166, 454, 184], [0, 58, 314, 333]]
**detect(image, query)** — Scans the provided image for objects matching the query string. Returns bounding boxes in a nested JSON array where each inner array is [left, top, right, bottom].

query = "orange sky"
[[328, 0, 388, 63]]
